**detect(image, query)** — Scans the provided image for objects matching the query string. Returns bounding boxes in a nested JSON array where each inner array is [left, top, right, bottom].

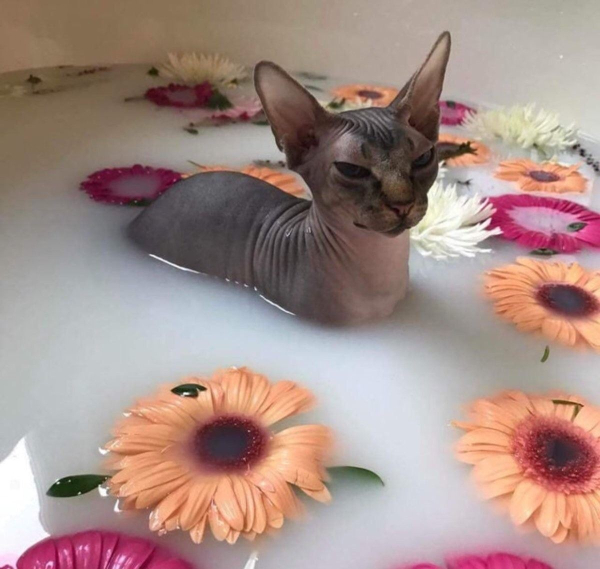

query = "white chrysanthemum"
[[410, 182, 501, 260], [319, 98, 374, 113], [157, 53, 248, 87], [463, 104, 578, 154]]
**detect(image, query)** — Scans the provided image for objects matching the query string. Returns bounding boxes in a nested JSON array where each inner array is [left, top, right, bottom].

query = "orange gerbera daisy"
[[330, 84, 399, 107], [494, 159, 588, 194], [189, 164, 306, 197], [104, 367, 333, 544], [454, 390, 600, 544], [437, 133, 491, 167], [484, 258, 600, 351]]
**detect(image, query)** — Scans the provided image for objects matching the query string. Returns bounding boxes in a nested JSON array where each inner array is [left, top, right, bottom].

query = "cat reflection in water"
[[129, 33, 451, 324]]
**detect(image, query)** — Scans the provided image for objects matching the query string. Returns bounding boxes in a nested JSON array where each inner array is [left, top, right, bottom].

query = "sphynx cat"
[[129, 32, 451, 324]]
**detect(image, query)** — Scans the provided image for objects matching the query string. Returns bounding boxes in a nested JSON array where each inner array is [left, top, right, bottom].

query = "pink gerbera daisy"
[[402, 552, 552, 569], [489, 194, 600, 253], [439, 100, 476, 126], [145, 82, 215, 108], [80, 164, 182, 205]]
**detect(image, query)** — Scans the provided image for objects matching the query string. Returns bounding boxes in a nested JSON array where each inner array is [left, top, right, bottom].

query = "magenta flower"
[[439, 100, 475, 126], [80, 164, 182, 205], [489, 193, 600, 253], [403, 553, 552, 569], [145, 82, 214, 108], [13, 531, 196, 569]]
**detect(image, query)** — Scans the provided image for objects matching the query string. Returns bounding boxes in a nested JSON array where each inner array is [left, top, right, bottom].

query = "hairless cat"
[[129, 32, 451, 324]]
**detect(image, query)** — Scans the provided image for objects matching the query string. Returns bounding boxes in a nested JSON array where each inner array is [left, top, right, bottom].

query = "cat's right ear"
[[255, 62, 328, 168]]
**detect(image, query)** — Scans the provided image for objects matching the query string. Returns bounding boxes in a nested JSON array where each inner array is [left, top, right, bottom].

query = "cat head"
[[255, 32, 451, 236]]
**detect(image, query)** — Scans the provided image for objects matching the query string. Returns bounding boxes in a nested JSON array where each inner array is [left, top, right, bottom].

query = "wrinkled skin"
[[129, 33, 451, 324]]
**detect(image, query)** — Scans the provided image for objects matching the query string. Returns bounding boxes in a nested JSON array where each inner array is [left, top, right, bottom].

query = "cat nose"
[[389, 201, 414, 217]]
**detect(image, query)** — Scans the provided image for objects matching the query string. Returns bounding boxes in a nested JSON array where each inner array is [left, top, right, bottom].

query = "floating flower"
[[330, 84, 399, 107], [489, 194, 600, 253], [439, 100, 476, 126], [484, 258, 600, 351], [463, 104, 578, 153], [14, 531, 195, 569], [402, 552, 553, 569], [190, 165, 306, 197], [438, 133, 491, 167], [157, 53, 248, 87], [193, 96, 264, 124], [145, 82, 232, 109], [410, 182, 501, 260], [494, 159, 588, 194], [454, 390, 600, 544], [104, 367, 333, 544], [80, 165, 183, 205]]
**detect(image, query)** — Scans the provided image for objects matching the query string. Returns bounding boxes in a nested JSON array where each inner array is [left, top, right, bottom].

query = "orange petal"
[[214, 476, 246, 532], [208, 503, 231, 541], [179, 480, 218, 531], [534, 492, 560, 537], [509, 480, 547, 525]]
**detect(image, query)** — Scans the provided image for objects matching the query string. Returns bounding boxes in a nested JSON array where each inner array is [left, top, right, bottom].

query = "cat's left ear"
[[389, 31, 451, 142], [255, 61, 329, 167]]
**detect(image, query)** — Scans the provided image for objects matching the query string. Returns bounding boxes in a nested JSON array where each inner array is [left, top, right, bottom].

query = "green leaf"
[[327, 466, 384, 486], [326, 98, 346, 110], [183, 127, 199, 135], [147, 66, 160, 76], [567, 222, 587, 232], [47, 474, 110, 497], [445, 100, 456, 108], [541, 345, 550, 363], [531, 248, 557, 256], [297, 71, 328, 81], [26, 74, 42, 86], [304, 84, 324, 92], [171, 383, 207, 397], [124, 95, 145, 102], [552, 399, 584, 418], [206, 90, 233, 110], [252, 120, 269, 126]]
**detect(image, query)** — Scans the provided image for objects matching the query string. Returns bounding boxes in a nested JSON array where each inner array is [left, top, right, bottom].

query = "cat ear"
[[254, 61, 328, 167], [389, 31, 451, 142]]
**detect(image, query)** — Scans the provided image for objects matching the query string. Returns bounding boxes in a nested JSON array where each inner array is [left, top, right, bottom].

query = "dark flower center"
[[526, 426, 597, 485], [356, 89, 384, 100], [528, 170, 561, 183], [536, 283, 599, 317], [193, 415, 267, 472]]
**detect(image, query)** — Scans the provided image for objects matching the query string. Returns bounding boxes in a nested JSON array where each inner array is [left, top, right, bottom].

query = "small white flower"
[[410, 181, 501, 260], [157, 53, 248, 87], [319, 98, 374, 113], [463, 104, 578, 154]]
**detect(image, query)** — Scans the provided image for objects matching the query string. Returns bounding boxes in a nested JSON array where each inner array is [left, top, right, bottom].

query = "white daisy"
[[410, 181, 501, 260], [463, 104, 578, 154], [157, 53, 248, 87]]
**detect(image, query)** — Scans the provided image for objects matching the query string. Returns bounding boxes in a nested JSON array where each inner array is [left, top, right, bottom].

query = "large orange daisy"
[[494, 159, 588, 194], [330, 84, 399, 107], [104, 367, 333, 544], [189, 164, 306, 197], [454, 390, 600, 544], [437, 133, 491, 167], [483, 258, 600, 351]]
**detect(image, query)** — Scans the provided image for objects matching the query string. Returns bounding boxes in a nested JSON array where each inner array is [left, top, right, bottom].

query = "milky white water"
[[1, 64, 599, 569]]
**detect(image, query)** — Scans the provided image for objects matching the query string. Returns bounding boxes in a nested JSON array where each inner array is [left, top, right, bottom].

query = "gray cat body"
[[129, 33, 451, 324]]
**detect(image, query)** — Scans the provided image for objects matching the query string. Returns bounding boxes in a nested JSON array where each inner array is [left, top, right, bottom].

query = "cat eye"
[[334, 161, 371, 179], [412, 148, 435, 169]]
